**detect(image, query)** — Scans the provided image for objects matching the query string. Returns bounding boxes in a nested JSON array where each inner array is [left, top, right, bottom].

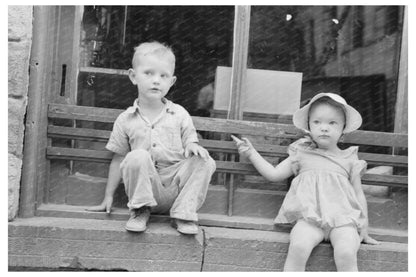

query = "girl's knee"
[[334, 245, 358, 261], [288, 240, 314, 259]]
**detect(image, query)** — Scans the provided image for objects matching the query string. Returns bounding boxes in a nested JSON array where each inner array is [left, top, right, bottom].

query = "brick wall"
[[8, 6, 33, 220]]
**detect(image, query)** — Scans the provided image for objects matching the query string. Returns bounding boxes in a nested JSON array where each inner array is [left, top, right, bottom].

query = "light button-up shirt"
[[106, 98, 199, 167]]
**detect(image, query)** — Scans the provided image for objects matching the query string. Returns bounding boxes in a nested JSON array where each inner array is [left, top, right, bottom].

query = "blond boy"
[[88, 41, 216, 235]]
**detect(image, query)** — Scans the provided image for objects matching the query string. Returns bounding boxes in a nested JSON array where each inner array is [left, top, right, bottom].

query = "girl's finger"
[[231, 135, 242, 143]]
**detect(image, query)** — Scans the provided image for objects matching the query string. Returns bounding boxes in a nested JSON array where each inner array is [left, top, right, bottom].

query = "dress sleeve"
[[349, 146, 367, 180], [287, 138, 310, 175]]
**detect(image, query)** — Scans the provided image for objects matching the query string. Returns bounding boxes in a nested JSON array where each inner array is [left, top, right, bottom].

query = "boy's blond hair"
[[132, 41, 176, 71]]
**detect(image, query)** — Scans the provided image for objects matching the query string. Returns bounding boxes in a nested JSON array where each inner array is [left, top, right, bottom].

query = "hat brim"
[[293, 93, 362, 133]]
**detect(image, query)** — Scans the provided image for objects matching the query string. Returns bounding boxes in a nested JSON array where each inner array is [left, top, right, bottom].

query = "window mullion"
[[228, 5, 251, 121]]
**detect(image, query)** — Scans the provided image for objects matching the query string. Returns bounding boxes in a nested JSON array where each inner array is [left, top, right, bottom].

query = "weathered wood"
[[47, 125, 110, 141], [20, 6, 55, 218], [47, 147, 113, 162], [228, 5, 251, 120], [47, 103, 408, 190], [48, 103, 121, 123], [47, 147, 407, 188], [49, 103, 408, 148], [79, 66, 129, 76], [47, 126, 408, 167], [394, 6, 408, 134]]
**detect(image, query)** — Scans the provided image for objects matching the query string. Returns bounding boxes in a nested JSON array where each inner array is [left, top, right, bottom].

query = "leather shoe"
[[173, 219, 199, 235], [125, 206, 150, 232]]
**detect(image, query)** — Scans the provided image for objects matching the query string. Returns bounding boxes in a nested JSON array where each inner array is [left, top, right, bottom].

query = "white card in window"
[[214, 66, 302, 115]]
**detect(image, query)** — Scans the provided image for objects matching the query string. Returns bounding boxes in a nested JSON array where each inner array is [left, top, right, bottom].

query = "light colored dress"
[[274, 137, 367, 232]]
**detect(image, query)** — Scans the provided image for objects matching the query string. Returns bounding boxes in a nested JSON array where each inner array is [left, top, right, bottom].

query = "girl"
[[232, 92, 379, 271]]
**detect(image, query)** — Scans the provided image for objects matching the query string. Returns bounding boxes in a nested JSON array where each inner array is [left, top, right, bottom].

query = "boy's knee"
[[205, 156, 216, 171], [189, 155, 216, 171], [124, 149, 152, 168]]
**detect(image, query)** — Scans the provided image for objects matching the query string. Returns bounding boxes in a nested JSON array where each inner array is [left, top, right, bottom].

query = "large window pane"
[[47, 6, 235, 206], [247, 6, 403, 133]]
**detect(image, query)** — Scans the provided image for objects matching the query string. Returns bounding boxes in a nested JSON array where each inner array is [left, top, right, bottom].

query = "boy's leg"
[[159, 155, 216, 222], [284, 219, 325, 271], [329, 225, 361, 271], [120, 149, 162, 210]]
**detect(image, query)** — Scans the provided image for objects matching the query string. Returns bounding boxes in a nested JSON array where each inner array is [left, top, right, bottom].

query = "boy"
[[87, 41, 216, 235]]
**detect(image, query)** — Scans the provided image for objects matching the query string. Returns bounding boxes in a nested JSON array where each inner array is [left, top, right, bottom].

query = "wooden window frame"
[[19, 5, 408, 218]]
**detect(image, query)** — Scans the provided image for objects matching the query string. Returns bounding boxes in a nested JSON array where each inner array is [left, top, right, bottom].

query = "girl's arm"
[[351, 175, 380, 244], [233, 136, 294, 182]]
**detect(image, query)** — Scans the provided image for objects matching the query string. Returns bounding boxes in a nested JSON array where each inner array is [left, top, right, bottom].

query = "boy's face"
[[129, 54, 176, 103]]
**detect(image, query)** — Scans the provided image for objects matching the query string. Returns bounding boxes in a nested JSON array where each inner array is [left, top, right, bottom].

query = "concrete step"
[[8, 217, 407, 271]]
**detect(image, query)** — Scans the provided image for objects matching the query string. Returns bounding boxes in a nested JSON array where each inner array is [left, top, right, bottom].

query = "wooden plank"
[[79, 66, 129, 76], [362, 174, 408, 187], [46, 147, 407, 188], [193, 116, 301, 137], [48, 125, 110, 141], [46, 124, 408, 167], [343, 131, 407, 148], [46, 125, 408, 167], [48, 103, 122, 122], [48, 104, 408, 148], [47, 147, 113, 162]]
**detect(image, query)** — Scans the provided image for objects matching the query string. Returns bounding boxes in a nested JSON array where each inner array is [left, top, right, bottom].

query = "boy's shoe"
[[172, 219, 199, 235], [125, 206, 151, 232]]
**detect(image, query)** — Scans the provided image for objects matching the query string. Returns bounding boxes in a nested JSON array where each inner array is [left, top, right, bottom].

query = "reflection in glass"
[[248, 6, 403, 132]]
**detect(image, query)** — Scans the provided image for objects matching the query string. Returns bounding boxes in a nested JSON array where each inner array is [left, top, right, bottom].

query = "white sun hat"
[[293, 92, 362, 133]]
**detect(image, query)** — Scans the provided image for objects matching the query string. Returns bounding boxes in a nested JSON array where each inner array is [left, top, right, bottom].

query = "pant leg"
[[158, 155, 216, 221], [120, 149, 162, 210]]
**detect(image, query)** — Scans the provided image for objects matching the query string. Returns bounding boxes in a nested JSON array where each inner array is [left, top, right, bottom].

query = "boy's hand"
[[85, 195, 113, 214], [232, 135, 255, 159], [360, 228, 380, 245], [184, 142, 209, 160]]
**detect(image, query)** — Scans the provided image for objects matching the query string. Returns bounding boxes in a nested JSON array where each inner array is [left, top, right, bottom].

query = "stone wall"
[[8, 6, 33, 220]]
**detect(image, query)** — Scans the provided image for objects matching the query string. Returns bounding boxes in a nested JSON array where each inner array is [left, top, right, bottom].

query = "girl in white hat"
[[232, 92, 379, 271]]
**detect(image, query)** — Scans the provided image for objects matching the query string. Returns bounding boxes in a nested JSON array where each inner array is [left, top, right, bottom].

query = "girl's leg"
[[329, 225, 361, 271], [284, 220, 325, 271]]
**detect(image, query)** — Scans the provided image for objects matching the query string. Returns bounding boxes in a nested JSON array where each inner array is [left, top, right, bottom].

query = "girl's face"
[[308, 103, 345, 150]]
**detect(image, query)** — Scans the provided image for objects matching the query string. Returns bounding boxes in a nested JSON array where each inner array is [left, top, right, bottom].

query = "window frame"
[[19, 5, 408, 218]]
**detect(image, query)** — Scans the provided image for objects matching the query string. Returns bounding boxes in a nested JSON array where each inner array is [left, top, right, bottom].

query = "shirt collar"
[[126, 98, 172, 114]]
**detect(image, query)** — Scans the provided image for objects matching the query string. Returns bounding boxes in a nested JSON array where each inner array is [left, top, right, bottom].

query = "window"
[[21, 6, 406, 226]]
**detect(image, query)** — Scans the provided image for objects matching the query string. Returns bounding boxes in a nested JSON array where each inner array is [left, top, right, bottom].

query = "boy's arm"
[[86, 153, 124, 214], [232, 136, 293, 182], [351, 176, 379, 244]]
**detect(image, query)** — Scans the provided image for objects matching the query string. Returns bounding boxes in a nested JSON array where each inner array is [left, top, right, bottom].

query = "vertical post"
[[227, 5, 251, 120], [20, 6, 52, 217], [393, 6, 407, 135], [391, 7, 407, 187], [226, 6, 251, 216]]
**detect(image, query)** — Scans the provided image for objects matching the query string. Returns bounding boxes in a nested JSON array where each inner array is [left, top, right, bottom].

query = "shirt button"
[[152, 143, 156, 147], [151, 125, 155, 129]]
